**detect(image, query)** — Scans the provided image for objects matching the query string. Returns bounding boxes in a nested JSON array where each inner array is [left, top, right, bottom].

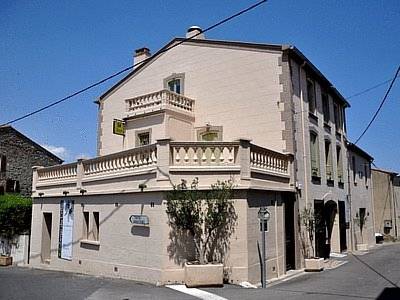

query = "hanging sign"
[[113, 119, 125, 136]]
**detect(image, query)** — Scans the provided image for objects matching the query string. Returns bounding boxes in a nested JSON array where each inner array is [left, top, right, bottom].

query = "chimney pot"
[[186, 26, 205, 39], [133, 47, 151, 68]]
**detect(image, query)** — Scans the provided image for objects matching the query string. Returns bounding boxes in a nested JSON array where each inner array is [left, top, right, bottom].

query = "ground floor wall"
[[29, 190, 297, 285]]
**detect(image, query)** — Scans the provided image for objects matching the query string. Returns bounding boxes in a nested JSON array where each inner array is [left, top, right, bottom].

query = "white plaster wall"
[[99, 42, 285, 155]]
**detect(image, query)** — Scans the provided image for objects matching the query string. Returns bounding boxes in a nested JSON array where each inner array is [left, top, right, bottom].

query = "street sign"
[[129, 214, 149, 226]]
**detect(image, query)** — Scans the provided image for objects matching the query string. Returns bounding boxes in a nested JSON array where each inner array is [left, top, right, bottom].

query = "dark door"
[[41, 213, 52, 263], [314, 200, 325, 258], [285, 197, 295, 270], [338, 201, 347, 251]]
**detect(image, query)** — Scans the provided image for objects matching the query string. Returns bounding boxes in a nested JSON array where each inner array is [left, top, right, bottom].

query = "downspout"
[[346, 149, 354, 251], [391, 174, 398, 238], [274, 193, 280, 277]]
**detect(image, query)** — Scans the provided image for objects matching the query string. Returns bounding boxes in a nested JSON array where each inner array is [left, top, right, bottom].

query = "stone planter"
[[0, 256, 13, 266], [184, 262, 223, 287], [304, 258, 324, 272], [356, 243, 368, 251]]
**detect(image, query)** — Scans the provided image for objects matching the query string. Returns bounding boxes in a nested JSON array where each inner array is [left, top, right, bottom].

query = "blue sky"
[[1, 0, 399, 171]]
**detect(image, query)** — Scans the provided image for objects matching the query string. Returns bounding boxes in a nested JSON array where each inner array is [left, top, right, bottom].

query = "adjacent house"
[[29, 27, 372, 284], [0, 125, 63, 196], [372, 168, 399, 240], [347, 143, 375, 250]]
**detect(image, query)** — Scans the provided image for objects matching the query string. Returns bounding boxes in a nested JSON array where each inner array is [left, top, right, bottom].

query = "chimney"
[[186, 26, 205, 40], [134, 47, 151, 68]]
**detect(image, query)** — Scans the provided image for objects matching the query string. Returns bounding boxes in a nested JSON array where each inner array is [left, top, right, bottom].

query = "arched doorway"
[[314, 200, 338, 259]]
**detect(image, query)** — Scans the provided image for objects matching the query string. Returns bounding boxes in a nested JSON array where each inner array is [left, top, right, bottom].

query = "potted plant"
[[0, 193, 32, 266], [354, 210, 368, 251], [299, 207, 324, 272], [166, 178, 237, 287]]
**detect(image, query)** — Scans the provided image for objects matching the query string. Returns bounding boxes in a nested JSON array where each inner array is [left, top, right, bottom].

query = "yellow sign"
[[113, 119, 125, 136]]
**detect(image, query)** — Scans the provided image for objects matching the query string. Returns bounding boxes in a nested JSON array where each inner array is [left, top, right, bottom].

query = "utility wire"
[[354, 65, 400, 145], [347, 73, 400, 100], [1, 0, 267, 126]]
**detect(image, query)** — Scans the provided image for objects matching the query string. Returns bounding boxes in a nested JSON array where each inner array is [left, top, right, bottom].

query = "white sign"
[[59, 199, 74, 260], [129, 214, 149, 226]]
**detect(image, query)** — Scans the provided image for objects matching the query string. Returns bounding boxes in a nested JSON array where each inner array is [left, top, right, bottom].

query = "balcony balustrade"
[[125, 90, 195, 117], [33, 140, 292, 196]]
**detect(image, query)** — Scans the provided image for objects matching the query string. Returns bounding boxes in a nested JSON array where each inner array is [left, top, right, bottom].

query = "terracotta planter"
[[0, 256, 13, 266], [356, 243, 368, 251], [184, 262, 223, 287], [304, 258, 324, 272]]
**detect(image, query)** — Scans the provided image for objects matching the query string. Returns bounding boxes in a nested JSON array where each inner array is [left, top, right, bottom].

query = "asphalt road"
[[0, 243, 399, 300]]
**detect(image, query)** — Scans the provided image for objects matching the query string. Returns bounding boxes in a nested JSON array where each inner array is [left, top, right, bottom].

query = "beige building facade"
[[29, 27, 370, 284], [372, 168, 399, 240]]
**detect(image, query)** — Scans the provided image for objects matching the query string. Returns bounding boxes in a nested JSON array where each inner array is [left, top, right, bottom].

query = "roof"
[[371, 168, 398, 176], [0, 125, 64, 163], [98, 37, 350, 108], [347, 142, 374, 161]]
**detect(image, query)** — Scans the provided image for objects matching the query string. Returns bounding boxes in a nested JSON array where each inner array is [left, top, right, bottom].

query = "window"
[[336, 146, 343, 182], [325, 140, 333, 180], [352, 156, 356, 184], [334, 102, 343, 132], [135, 130, 151, 147], [83, 211, 99, 242], [365, 163, 369, 185], [0, 155, 6, 174], [164, 73, 185, 95], [322, 92, 330, 123], [196, 125, 222, 141], [168, 79, 181, 94], [5, 179, 19, 193], [307, 79, 316, 114], [310, 132, 320, 177]]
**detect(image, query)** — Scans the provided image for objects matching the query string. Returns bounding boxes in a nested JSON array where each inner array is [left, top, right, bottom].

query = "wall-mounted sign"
[[58, 199, 74, 260], [129, 214, 149, 226], [113, 119, 125, 136]]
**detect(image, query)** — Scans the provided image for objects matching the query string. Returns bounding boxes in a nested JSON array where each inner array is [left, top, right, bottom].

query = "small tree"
[[299, 206, 316, 259], [0, 194, 32, 256], [166, 178, 236, 264]]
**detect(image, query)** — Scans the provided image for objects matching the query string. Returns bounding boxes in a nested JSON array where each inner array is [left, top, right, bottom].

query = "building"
[[347, 143, 375, 250], [0, 125, 62, 196], [30, 27, 359, 284], [372, 168, 399, 240]]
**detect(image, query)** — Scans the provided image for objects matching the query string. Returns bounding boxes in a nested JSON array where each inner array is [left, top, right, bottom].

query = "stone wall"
[[0, 126, 62, 196]]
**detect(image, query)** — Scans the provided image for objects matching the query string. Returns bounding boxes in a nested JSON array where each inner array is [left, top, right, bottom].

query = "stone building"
[[0, 125, 62, 196], [30, 27, 361, 285], [372, 168, 399, 239], [347, 143, 375, 251]]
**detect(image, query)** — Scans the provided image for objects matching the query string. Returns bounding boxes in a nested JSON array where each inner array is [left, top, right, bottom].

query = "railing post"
[[237, 138, 252, 181], [156, 138, 171, 182], [31, 166, 41, 193], [76, 159, 84, 190]]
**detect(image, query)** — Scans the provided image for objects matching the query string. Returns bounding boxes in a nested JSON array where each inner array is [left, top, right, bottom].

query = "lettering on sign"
[[129, 214, 149, 226]]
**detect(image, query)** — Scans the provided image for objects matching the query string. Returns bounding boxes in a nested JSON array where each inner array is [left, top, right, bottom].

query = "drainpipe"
[[346, 150, 354, 251], [274, 193, 280, 277], [391, 174, 398, 238]]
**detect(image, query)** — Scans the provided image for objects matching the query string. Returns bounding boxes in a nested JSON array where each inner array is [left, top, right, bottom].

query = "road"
[[0, 243, 399, 299]]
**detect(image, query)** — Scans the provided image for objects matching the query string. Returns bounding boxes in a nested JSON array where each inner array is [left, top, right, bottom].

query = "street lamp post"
[[258, 206, 270, 288]]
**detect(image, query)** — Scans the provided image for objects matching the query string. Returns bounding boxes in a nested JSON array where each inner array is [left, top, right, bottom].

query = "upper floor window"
[[196, 125, 222, 141], [364, 163, 369, 185], [325, 140, 333, 180], [307, 79, 316, 114], [310, 132, 320, 177], [334, 102, 343, 132], [164, 73, 185, 95], [136, 130, 151, 147], [352, 156, 357, 184], [336, 146, 343, 182], [322, 91, 330, 123]]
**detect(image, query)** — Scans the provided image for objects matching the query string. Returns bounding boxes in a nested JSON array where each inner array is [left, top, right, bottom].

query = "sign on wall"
[[58, 199, 74, 260], [129, 214, 149, 226], [113, 119, 125, 136]]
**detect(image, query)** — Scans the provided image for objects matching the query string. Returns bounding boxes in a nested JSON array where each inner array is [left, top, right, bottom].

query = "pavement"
[[0, 243, 399, 300]]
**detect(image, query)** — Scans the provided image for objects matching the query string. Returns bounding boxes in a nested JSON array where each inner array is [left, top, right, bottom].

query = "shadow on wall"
[[376, 287, 400, 300]]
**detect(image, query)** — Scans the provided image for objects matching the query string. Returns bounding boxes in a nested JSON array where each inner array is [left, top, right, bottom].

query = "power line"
[[347, 74, 400, 100], [354, 65, 400, 145], [2, 0, 267, 126]]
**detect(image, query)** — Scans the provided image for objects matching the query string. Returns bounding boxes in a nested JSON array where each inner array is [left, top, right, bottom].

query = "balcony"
[[32, 140, 293, 197], [125, 90, 195, 118]]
